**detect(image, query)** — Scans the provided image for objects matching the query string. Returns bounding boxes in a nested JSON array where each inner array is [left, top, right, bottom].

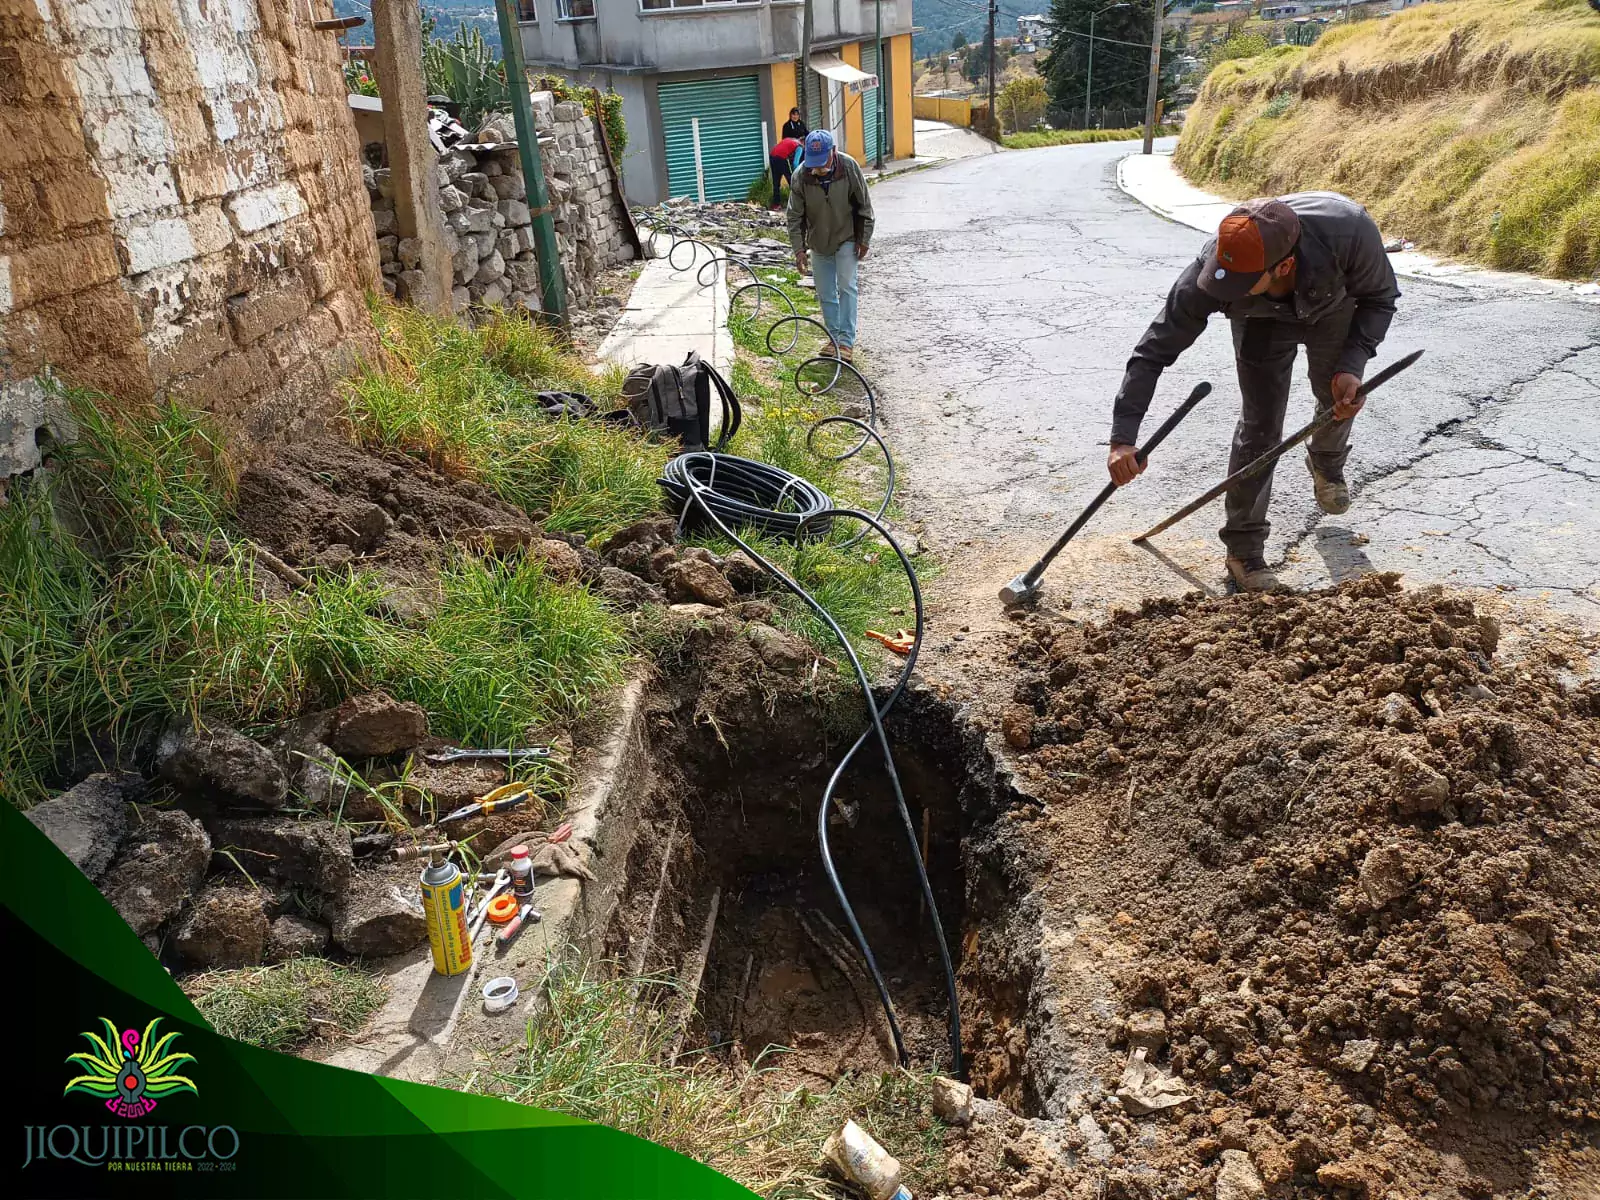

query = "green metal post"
[[494, 0, 567, 322]]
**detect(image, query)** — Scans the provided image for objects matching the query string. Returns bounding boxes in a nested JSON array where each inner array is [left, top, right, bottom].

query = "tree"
[[953, 31, 968, 51], [967, 24, 995, 85], [998, 74, 1049, 133], [1039, 0, 1167, 124]]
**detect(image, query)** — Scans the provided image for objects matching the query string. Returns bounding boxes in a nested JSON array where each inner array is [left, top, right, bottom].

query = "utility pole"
[[987, 0, 997, 139], [1087, 5, 1131, 133], [801, 0, 814, 131], [1140, 0, 1166, 155], [874, 0, 885, 168], [494, 0, 567, 322]]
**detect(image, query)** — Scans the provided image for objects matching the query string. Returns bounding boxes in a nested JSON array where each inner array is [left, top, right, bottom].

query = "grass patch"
[[1002, 124, 1176, 149], [347, 302, 669, 541], [719, 271, 921, 655], [466, 957, 948, 1199], [1, 391, 627, 807], [1175, 0, 1600, 279], [185, 957, 388, 1051]]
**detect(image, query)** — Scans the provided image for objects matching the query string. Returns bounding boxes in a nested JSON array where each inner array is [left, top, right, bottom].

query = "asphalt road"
[[858, 138, 1600, 628]]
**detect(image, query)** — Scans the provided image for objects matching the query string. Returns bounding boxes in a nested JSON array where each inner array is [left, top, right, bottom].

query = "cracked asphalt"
[[858, 138, 1600, 636]]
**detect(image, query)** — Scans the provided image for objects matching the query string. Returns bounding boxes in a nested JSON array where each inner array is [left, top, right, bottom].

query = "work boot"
[[1225, 555, 1281, 593], [1306, 454, 1350, 515]]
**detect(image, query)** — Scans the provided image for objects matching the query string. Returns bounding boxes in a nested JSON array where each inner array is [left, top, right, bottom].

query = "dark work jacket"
[[1110, 192, 1400, 446], [782, 118, 808, 140]]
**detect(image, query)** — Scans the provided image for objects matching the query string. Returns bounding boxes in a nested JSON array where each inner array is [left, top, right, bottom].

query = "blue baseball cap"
[[801, 129, 834, 168]]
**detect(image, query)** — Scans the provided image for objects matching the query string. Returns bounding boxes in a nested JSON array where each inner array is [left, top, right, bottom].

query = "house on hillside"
[[516, 0, 914, 204], [1016, 13, 1049, 45]]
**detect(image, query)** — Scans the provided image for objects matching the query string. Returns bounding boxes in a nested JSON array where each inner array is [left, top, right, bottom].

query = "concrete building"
[[517, 0, 915, 204], [1016, 13, 1049, 45]]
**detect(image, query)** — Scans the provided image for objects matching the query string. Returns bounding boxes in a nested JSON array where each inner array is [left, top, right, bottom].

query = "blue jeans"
[[812, 241, 859, 349]]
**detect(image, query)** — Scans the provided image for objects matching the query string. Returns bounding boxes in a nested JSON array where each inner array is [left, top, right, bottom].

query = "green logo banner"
[[2, 804, 755, 1198]]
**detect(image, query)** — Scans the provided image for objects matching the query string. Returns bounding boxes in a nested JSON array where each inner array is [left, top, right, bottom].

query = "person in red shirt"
[[769, 136, 803, 210]]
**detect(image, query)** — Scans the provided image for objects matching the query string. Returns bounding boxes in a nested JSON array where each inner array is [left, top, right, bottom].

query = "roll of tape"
[[482, 976, 519, 1014]]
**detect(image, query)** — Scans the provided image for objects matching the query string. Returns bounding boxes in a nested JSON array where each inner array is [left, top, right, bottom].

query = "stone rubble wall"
[[364, 93, 632, 316], [0, 0, 380, 470]]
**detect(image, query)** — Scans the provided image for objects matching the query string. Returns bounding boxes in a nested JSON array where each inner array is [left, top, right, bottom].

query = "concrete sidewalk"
[[908, 118, 1000, 166], [597, 237, 734, 374], [1118, 141, 1599, 304]]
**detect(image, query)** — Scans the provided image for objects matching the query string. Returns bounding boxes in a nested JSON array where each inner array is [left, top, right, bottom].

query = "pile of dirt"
[[962, 574, 1599, 1198]]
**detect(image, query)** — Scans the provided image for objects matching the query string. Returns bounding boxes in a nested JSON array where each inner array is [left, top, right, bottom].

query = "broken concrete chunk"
[[1380, 692, 1418, 731], [661, 558, 736, 607], [157, 722, 290, 809], [1334, 1037, 1380, 1074], [1216, 1148, 1267, 1200], [25, 772, 136, 880], [329, 863, 428, 956], [172, 883, 269, 969], [745, 623, 810, 672], [265, 913, 331, 963], [931, 1076, 974, 1126], [328, 691, 429, 758], [596, 565, 665, 610], [209, 816, 353, 895], [99, 807, 211, 935]]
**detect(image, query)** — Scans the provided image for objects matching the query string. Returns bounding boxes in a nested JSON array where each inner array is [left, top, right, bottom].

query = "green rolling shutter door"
[[796, 61, 824, 134], [659, 76, 765, 202], [861, 42, 882, 164]]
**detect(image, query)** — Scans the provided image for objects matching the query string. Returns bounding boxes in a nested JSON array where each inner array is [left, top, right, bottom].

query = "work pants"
[[1221, 301, 1356, 560], [769, 155, 793, 206], [812, 241, 860, 349]]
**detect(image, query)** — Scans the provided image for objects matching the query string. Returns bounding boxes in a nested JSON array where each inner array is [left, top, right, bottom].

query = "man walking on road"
[[788, 130, 874, 362], [1107, 193, 1399, 591]]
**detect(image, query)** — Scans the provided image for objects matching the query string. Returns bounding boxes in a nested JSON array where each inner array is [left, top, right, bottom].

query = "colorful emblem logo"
[[64, 1018, 197, 1119]]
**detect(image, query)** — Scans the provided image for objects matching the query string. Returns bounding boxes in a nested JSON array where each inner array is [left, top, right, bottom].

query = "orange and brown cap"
[[1199, 198, 1301, 300]]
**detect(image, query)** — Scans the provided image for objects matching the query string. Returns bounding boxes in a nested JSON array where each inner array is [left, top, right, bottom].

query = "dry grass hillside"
[[1175, 0, 1600, 279]]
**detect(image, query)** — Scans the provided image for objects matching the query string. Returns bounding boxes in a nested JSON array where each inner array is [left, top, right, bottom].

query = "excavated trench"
[[604, 681, 1050, 1105]]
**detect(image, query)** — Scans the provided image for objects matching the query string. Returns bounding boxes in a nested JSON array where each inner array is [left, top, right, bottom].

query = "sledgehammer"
[[1000, 381, 1212, 607]]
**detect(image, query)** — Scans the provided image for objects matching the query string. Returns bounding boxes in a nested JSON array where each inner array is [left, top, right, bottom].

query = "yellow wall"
[[891, 33, 914, 157], [912, 95, 972, 126], [769, 61, 797, 146], [842, 42, 867, 161]]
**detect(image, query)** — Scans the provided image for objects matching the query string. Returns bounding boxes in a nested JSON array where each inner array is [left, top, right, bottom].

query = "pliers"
[[424, 746, 553, 765], [864, 628, 914, 656], [437, 782, 535, 826]]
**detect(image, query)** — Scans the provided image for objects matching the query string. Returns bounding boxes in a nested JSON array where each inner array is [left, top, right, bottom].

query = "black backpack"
[[620, 351, 741, 453]]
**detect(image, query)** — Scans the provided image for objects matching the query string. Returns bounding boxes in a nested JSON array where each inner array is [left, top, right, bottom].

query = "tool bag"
[[620, 351, 741, 453]]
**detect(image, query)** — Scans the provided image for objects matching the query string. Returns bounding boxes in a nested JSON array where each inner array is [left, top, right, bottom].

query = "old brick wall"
[[0, 0, 380, 463]]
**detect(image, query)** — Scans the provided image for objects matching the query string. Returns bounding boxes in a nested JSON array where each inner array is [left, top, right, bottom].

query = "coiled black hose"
[[668, 452, 963, 1076], [659, 452, 833, 541]]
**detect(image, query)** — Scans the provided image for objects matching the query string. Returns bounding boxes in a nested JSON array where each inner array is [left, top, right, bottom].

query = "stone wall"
[[364, 92, 633, 316], [0, 0, 380, 470]]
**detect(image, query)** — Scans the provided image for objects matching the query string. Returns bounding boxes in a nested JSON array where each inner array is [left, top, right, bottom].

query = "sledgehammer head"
[[999, 572, 1039, 608]]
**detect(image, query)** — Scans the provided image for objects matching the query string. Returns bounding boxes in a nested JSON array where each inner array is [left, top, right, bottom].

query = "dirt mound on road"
[[991, 574, 1599, 1197]]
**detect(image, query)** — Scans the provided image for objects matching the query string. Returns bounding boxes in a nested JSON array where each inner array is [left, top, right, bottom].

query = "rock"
[[455, 524, 536, 554], [668, 602, 722, 623], [746, 623, 810, 672], [328, 691, 429, 758], [931, 1076, 973, 1125], [661, 558, 736, 607], [399, 759, 505, 815], [99, 808, 211, 935], [529, 538, 584, 583], [329, 864, 428, 956], [265, 914, 330, 963], [607, 540, 658, 581], [891, 531, 922, 558], [596, 565, 665, 609], [208, 817, 353, 895], [1393, 752, 1450, 814], [1116, 1047, 1193, 1115], [25, 773, 136, 879], [1001, 705, 1034, 750], [1333, 1037, 1380, 1073], [1380, 692, 1418, 731], [1316, 1158, 1377, 1194], [172, 883, 269, 969], [1216, 1149, 1266, 1200], [721, 551, 767, 593], [1357, 842, 1412, 909], [157, 722, 289, 809], [600, 516, 677, 556], [1126, 1007, 1168, 1050], [1478, 613, 1500, 655], [497, 198, 531, 226]]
